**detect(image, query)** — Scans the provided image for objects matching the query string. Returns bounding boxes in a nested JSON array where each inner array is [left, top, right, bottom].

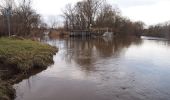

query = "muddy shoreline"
[[0, 67, 47, 100]]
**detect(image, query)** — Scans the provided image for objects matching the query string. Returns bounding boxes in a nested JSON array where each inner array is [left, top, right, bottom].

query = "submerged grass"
[[0, 37, 58, 100]]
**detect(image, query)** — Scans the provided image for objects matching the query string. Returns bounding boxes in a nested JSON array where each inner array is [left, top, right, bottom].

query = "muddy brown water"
[[14, 36, 170, 100]]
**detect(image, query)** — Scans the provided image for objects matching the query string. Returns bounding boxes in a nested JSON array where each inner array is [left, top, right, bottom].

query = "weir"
[[69, 28, 114, 37]]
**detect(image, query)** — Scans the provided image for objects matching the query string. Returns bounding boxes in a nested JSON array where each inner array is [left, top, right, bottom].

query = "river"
[[14, 36, 170, 100]]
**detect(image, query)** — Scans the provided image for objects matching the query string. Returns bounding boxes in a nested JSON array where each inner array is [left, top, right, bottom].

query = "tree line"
[[62, 0, 144, 37], [3, 0, 165, 38], [144, 22, 170, 39], [0, 0, 46, 37]]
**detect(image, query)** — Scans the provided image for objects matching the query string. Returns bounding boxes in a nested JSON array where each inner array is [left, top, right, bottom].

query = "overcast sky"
[[32, 0, 170, 26]]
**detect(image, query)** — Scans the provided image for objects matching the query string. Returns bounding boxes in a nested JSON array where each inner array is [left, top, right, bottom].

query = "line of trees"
[[62, 0, 144, 37], [0, 0, 46, 37], [144, 22, 170, 39], [0, 0, 145, 37]]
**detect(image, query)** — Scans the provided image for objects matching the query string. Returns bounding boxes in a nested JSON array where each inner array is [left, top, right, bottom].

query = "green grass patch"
[[0, 37, 58, 100], [0, 37, 57, 72]]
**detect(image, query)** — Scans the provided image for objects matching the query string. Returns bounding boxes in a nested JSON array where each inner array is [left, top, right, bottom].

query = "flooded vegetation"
[[14, 36, 170, 100]]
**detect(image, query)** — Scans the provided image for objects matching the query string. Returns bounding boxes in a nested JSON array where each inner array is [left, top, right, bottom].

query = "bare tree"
[[63, 0, 104, 30], [0, 0, 42, 37], [0, 0, 15, 36], [95, 3, 118, 28], [82, 0, 103, 29], [0, 0, 15, 10], [63, 4, 76, 30]]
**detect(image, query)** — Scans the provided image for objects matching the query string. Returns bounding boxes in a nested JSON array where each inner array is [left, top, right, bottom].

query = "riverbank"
[[0, 37, 58, 100]]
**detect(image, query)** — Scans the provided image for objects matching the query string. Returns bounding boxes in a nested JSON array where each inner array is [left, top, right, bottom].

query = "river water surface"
[[14, 36, 170, 100]]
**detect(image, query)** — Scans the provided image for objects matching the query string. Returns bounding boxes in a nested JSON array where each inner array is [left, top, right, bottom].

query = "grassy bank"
[[0, 37, 57, 100]]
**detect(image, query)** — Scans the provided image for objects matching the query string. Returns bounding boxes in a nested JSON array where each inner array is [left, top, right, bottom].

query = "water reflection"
[[14, 36, 170, 100], [44, 37, 142, 69]]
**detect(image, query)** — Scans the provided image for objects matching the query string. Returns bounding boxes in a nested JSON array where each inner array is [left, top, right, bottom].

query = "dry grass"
[[49, 30, 69, 39]]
